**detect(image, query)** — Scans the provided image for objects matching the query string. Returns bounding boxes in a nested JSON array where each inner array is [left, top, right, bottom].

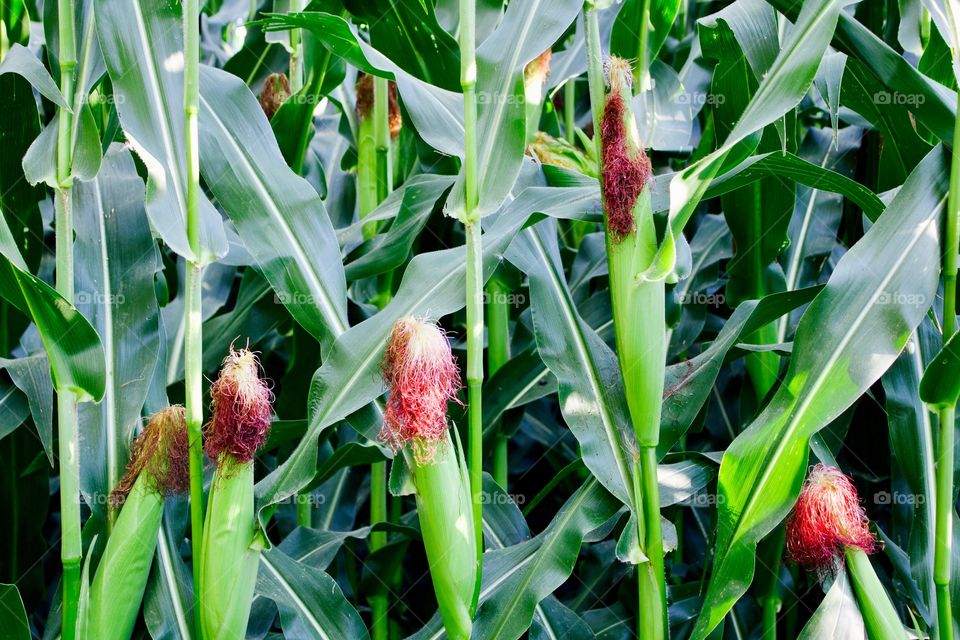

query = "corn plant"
[[4, 1, 960, 639]]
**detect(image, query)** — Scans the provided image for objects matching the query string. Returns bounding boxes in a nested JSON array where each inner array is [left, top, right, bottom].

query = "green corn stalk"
[[87, 476, 164, 639], [356, 73, 380, 238], [845, 547, 906, 639], [55, 0, 80, 635], [200, 460, 263, 640], [408, 432, 477, 639], [459, 0, 484, 576], [935, 90, 960, 640], [585, 6, 668, 638], [183, 0, 206, 632]]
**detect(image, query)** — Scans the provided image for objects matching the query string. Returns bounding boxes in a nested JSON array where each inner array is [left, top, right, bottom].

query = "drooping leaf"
[[0, 43, 68, 108], [0, 215, 104, 401], [197, 64, 349, 352]]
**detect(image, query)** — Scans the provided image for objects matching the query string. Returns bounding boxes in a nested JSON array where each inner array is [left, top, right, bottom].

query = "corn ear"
[[845, 547, 906, 639], [200, 461, 262, 640], [86, 475, 164, 639], [409, 431, 476, 640]]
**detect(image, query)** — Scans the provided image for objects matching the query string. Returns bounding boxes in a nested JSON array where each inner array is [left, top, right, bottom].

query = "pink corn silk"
[[786, 464, 876, 569], [204, 347, 274, 464], [600, 91, 651, 240], [380, 318, 462, 462]]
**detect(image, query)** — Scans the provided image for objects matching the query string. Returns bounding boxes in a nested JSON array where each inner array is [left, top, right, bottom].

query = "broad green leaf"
[[777, 127, 860, 340], [0, 380, 29, 441], [0, 43, 68, 108], [342, 175, 454, 281], [257, 547, 369, 640], [0, 354, 53, 464], [0, 583, 30, 640], [143, 504, 192, 640], [0, 73, 43, 277], [660, 287, 822, 457], [692, 145, 948, 639], [22, 108, 103, 188], [471, 478, 620, 640], [797, 569, 866, 639], [74, 146, 161, 517], [96, 0, 227, 264], [664, 0, 851, 274], [446, 0, 582, 220], [840, 59, 931, 191], [197, 64, 348, 351], [610, 0, 681, 66], [505, 219, 635, 506], [883, 330, 936, 622], [343, 0, 461, 90], [0, 216, 104, 401], [920, 327, 960, 408]]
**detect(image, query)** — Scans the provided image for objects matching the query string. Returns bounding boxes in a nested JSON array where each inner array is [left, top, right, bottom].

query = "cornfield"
[[0, 0, 958, 638]]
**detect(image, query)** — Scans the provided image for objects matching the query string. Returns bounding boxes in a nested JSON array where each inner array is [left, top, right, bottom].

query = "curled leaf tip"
[[380, 317, 462, 464], [110, 405, 189, 508], [786, 464, 877, 572], [204, 346, 273, 465]]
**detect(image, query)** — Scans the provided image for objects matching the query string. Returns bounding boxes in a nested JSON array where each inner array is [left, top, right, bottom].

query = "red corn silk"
[[204, 347, 274, 465], [786, 464, 877, 571], [380, 317, 462, 464], [600, 85, 651, 241]]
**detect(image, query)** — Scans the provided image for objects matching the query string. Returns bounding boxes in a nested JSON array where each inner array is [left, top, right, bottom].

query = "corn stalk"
[[183, 0, 205, 634], [460, 0, 484, 576], [585, 4, 668, 638], [55, 0, 80, 635]]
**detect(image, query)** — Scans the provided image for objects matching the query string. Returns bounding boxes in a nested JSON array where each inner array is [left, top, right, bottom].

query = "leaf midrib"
[[261, 553, 330, 640]]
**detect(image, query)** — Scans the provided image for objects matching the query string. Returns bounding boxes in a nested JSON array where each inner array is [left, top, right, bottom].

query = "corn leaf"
[[692, 145, 948, 639], [96, 0, 227, 264]]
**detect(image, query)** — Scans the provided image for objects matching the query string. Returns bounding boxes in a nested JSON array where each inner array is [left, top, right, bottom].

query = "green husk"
[[845, 547, 906, 640], [409, 432, 477, 640], [200, 460, 263, 640], [87, 475, 164, 640]]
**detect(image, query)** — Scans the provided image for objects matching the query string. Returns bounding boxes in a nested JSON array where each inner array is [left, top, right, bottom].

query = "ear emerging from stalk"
[[88, 407, 189, 640], [380, 317, 462, 463], [200, 347, 273, 640], [203, 347, 273, 465], [381, 318, 476, 638], [597, 54, 668, 639], [787, 465, 902, 637], [786, 464, 876, 571]]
